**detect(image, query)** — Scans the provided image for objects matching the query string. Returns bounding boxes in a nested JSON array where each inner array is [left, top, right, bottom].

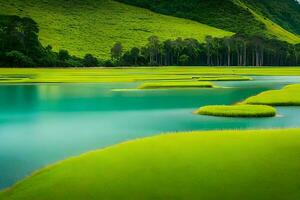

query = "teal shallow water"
[[0, 76, 300, 189]]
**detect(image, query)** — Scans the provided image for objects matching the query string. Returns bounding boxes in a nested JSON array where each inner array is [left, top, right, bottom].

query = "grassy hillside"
[[235, 0, 300, 44], [0, 0, 232, 59], [243, 0, 300, 35], [116, 0, 265, 34], [2, 129, 300, 200], [117, 0, 300, 44]]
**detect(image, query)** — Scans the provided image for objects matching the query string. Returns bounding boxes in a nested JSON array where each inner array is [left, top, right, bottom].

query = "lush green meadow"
[[1, 129, 300, 200], [0, 67, 300, 84], [0, 0, 232, 59], [244, 84, 300, 106], [195, 105, 276, 118]]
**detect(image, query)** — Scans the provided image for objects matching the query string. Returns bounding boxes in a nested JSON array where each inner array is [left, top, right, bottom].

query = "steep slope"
[[235, 0, 300, 44], [243, 0, 300, 35], [0, 0, 232, 59], [117, 0, 300, 44], [116, 0, 265, 35]]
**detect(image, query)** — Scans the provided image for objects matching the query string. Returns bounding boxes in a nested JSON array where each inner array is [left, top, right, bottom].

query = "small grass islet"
[[197, 75, 252, 81], [244, 84, 300, 106], [138, 81, 215, 89], [1, 129, 300, 200], [195, 105, 276, 118]]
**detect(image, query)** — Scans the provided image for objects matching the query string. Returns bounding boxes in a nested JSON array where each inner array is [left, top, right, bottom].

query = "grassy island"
[[244, 84, 300, 106], [195, 105, 276, 118], [1, 129, 300, 200], [197, 75, 252, 81], [138, 81, 215, 89]]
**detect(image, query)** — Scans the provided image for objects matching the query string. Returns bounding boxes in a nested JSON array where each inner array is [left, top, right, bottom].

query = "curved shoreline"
[[2, 128, 300, 199]]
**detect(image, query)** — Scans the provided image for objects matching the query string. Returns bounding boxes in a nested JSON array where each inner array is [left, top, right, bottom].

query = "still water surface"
[[0, 76, 300, 188]]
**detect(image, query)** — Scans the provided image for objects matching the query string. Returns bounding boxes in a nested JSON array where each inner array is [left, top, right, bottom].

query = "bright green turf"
[[244, 84, 300, 106], [0, 67, 300, 84], [0, 0, 232, 59], [195, 105, 276, 117], [197, 75, 252, 81], [138, 81, 215, 89], [1, 129, 300, 200]]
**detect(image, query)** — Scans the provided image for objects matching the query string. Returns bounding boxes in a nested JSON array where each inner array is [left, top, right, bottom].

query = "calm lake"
[[0, 76, 300, 189]]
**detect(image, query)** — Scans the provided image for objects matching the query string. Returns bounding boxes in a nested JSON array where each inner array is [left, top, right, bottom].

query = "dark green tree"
[[111, 42, 123, 61], [83, 54, 99, 67]]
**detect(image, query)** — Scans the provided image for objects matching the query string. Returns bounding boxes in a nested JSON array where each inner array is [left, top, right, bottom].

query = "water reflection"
[[0, 85, 39, 110]]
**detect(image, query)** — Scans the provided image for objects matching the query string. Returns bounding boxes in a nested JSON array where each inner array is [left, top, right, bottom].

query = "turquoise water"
[[0, 76, 300, 189]]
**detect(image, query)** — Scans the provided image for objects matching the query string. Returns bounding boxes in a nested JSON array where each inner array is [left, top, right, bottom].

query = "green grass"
[[235, 0, 300, 44], [2, 128, 300, 200], [242, 0, 300, 35], [0, 0, 232, 59], [244, 84, 300, 106], [0, 67, 300, 84], [195, 105, 276, 118], [197, 75, 252, 81], [118, 0, 300, 43], [138, 81, 215, 89], [116, 0, 265, 35]]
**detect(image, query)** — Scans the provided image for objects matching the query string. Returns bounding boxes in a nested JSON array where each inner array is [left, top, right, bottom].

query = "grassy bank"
[[0, 0, 231, 58], [0, 67, 299, 84], [138, 81, 214, 89], [1, 129, 300, 200], [195, 105, 276, 117], [244, 84, 300, 106]]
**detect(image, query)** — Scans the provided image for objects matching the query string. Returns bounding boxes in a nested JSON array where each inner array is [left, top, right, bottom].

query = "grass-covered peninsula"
[[1, 129, 300, 200], [195, 105, 276, 118], [244, 84, 300, 106]]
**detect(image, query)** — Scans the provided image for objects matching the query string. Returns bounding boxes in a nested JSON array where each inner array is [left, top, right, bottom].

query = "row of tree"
[[113, 34, 300, 66]]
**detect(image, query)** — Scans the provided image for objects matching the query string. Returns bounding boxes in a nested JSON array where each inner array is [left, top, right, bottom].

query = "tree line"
[[1, 15, 300, 68], [113, 34, 300, 67]]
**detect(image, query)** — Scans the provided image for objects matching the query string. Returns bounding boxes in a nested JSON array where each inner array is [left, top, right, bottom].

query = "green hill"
[[243, 0, 300, 35], [235, 0, 300, 44], [117, 0, 300, 44], [0, 0, 232, 59]]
